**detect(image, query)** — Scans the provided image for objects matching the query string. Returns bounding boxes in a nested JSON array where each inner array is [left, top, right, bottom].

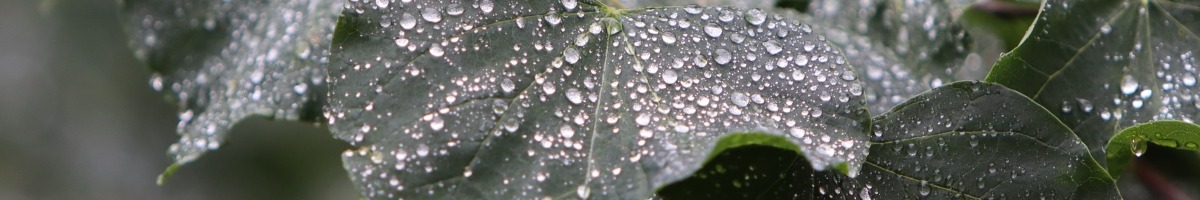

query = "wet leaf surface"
[[806, 0, 988, 115], [121, 0, 342, 164], [659, 81, 1121, 199], [985, 0, 1200, 166], [327, 0, 870, 198]]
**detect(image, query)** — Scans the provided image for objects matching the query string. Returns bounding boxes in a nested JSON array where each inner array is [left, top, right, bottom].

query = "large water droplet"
[[918, 180, 931, 196], [375, 0, 389, 9], [446, 4, 465, 16], [560, 125, 575, 138], [662, 69, 678, 84], [731, 92, 750, 107], [501, 78, 516, 93], [714, 49, 732, 65], [661, 32, 676, 44], [1132, 136, 1147, 157], [561, 0, 577, 10], [430, 115, 445, 131], [636, 113, 651, 126], [1120, 75, 1138, 95], [421, 8, 442, 23], [564, 47, 581, 64], [399, 13, 417, 30], [703, 23, 723, 38], [745, 9, 766, 25], [478, 0, 494, 13], [763, 40, 782, 55], [566, 88, 583, 104]]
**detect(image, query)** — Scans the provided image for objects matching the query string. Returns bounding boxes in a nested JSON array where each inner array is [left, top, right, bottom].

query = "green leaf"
[[859, 81, 1118, 199], [806, 0, 989, 114], [1105, 120, 1200, 177], [328, 0, 872, 198], [121, 0, 341, 164], [658, 81, 1121, 198], [984, 0, 1200, 166]]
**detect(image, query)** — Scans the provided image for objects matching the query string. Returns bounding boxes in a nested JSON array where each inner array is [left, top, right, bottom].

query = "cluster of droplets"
[[127, 0, 340, 163], [846, 83, 1103, 199], [809, 0, 977, 114], [328, 1, 870, 198]]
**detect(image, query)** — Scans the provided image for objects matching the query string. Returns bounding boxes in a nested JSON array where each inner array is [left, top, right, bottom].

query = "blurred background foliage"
[[0, 0, 357, 199]]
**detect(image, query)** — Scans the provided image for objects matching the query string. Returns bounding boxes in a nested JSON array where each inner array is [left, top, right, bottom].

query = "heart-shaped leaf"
[[985, 0, 1200, 165], [659, 81, 1121, 198], [121, 0, 342, 164], [327, 0, 870, 198]]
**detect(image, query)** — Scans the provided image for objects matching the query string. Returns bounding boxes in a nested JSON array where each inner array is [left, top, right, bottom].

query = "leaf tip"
[[157, 163, 182, 186]]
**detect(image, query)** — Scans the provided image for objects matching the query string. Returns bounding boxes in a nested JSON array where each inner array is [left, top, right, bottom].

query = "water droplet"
[[416, 144, 430, 157], [566, 88, 583, 104], [662, 69, 678, 84], [661, 32, 676, 44], [560, 125, 575, 138], [421, 8, 442, 23], [478, 0, 494, 13], [394, 38, 409, 47], [149, 73, 164, 91], [501, 78, 516, 93], [400, 13, 417, 30], [576, 185, 590, 198], [790, 128, 807, 138], [375, 0, 389, 8], [544, 11, 563, 26], [1132, 136, 1147, 157], [745, 9, 766, 25], [564, 47, 581, 64], [429, 44, 445, 57], [1100, 23, 1112, 34], [542, 81, 557, 95], [715, 49, 732, 65], [428, 115, 446, 131], [446, 4, 465, 16], [684, 5, 702, 14], [1077, 98, 1093, 113], [731, 92, 750, 107], [561, 0, 577, 10], [636, 113, 651, 126], [1121, 75, 1138, 95], [704, 23, 723, 37], [791, 70, 806, 81], [763, 40, 782, 55], [918, 180, 931, 196], [1184, 73, 1197, 87]]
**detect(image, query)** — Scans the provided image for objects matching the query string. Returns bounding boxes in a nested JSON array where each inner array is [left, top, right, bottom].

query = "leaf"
[[1105, 120, 1200, 177], [806, 0, 989, 114], [984, 0, 1200, 166], [121, 0, 342, 164], [327, 0, 871, 198], [858, 81, 1118, 199], [658, 81, 1121, 199]]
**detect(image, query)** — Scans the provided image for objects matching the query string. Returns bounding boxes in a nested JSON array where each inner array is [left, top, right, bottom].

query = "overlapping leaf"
[[1106, 120, 1200, 176], [985, 0, 1200, 166], [327, 0, 871, 198], [121, 0, 341, 163], [660, 81, 1120, 199]]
